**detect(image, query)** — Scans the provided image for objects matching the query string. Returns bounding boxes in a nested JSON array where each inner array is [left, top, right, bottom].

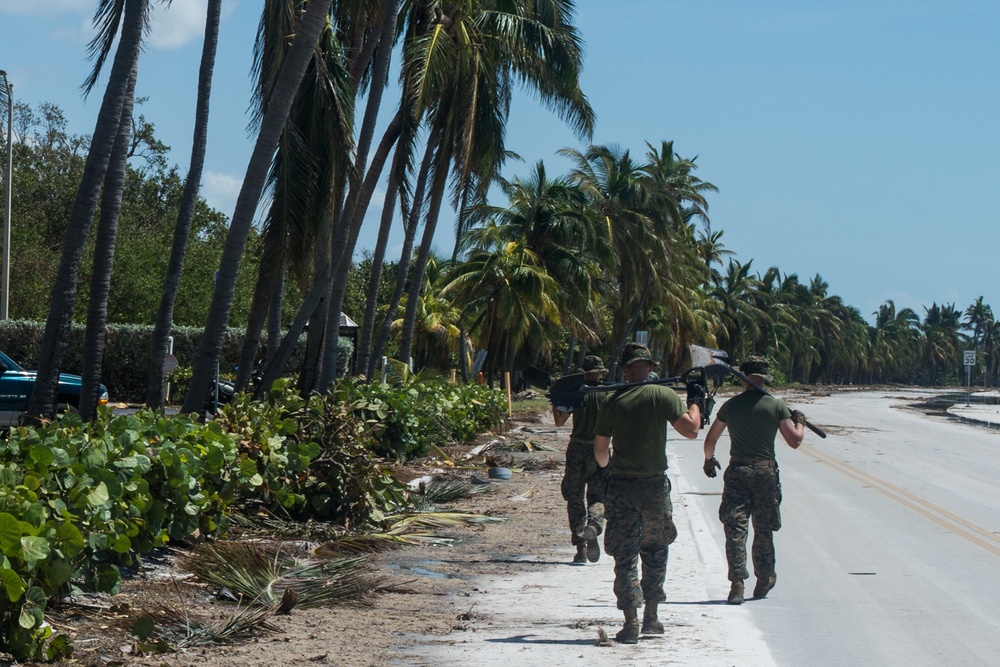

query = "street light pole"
[[0, 70, 11, 320]]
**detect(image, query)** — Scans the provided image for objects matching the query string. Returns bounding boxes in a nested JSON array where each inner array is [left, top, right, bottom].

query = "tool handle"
[[805, 420, 827, 439]]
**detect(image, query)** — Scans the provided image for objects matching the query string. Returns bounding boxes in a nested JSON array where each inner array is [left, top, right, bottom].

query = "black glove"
[[790, 409, 807, 425], [686, 381, 707, 410], [590, 464, 610, 487], [703, 457, 721, 478]]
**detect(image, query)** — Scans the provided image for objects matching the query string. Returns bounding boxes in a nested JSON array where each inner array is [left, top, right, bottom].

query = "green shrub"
[[0, 410, 258, 661]]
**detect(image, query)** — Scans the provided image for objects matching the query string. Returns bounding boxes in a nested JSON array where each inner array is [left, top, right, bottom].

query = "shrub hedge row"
[[0, 320, 353, 404]]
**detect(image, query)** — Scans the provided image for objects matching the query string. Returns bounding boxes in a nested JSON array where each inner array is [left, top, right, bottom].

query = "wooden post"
[[505, 371, 512, 416], [450, 368, 457, 383]]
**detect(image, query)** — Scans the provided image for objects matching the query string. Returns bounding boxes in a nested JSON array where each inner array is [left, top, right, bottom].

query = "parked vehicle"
[[0, 350, 109, 428]]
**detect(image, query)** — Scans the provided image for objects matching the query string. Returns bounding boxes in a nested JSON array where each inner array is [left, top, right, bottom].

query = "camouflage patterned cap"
[[580, 355, 607, 373], [621, 343, 653, 367], [739, 355, 772, 380]]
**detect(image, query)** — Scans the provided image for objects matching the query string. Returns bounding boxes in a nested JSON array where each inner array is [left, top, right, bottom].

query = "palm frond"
[[136, 603, 279, 649], [182, 541, 374, 609]]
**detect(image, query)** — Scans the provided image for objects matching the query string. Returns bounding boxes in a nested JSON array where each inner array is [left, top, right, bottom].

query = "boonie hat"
[[580, 355, 607, 373], [621, 343, 653, 367], [739, 355, 772, 381]]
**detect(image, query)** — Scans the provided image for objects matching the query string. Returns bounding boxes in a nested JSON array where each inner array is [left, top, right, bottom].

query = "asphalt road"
[[676, 387, 1000, 666]]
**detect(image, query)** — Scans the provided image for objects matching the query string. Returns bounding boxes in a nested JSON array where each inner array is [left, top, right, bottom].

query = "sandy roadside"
[[396, 445, 777, 667]]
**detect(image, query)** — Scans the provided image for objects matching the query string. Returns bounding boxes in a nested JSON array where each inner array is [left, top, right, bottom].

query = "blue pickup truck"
[[0, 350, 109, 427]]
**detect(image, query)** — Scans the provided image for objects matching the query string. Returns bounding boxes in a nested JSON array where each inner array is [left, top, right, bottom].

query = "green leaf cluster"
[[0, 410, 252, 661]]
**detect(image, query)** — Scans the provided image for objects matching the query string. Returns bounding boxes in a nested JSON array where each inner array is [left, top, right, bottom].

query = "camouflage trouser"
[[719, 462, 782, 582], [604, 474, 677, 610], [560, 437, 606, 544]]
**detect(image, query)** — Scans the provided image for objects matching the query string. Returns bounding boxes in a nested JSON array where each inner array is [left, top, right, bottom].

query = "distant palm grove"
[[4, 1, 995, 421]]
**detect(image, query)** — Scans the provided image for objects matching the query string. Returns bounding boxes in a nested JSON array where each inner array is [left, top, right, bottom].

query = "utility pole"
[[0, 70, 11, 320]]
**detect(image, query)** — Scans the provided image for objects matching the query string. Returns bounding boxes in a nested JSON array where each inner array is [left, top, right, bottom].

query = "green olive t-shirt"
[[570, 391, 609, 442], [595, 384, 686, 475], [716, 391, 792, 459]]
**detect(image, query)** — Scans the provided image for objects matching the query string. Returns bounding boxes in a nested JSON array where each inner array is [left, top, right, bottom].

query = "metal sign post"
[[964, 350, 976, 406]]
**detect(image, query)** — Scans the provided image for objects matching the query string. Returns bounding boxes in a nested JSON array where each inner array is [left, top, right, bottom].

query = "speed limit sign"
[[964, 350, 976, 366]]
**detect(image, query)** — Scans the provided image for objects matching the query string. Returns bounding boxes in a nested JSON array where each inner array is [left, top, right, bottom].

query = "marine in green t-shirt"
[[595, 384, 685, 475], [702, 355, 807, 607], [592, 343, 703, 644], [552, 356, 612, 564]]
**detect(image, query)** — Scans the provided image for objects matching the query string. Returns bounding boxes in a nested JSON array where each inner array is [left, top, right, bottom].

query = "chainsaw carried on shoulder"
[[537, 345, 731, 427], [534, 344, 827, 437]]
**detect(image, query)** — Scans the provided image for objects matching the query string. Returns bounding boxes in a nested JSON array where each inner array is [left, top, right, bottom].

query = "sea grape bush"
[[0, 377, 506, 659]]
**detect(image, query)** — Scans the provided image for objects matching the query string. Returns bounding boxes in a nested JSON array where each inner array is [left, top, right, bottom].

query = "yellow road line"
[[800, 444, 1000, 558]]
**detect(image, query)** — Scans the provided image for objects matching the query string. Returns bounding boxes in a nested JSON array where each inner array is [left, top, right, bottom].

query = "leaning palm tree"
[[28, 0, 149, 420], [182, 0, 336, 415], [80, 66, 138, 420], [147, 0, 222, 410], [393, 0, 595, 368]]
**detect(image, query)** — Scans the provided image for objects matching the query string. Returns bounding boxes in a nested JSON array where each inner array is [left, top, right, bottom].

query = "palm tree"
[[182, 0, 336, 414], [394, 0, 595, 367], [920, 302, 965, 385], [963, 296, 992, 352], [870, 300, 920, 383], [27, 0, 148, 420], [709, 258, 768, 363], [147, 0, 222, 409], [80, 66, 138, 420], [443, 230, 560, 382], [460, 161, 606, 353], [559, 144, 670, 376]]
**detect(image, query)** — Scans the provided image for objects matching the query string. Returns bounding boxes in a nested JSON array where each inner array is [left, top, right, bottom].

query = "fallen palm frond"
[[415, 478, 494, 504], [227, 508, 349, 542], [384, 512, 506, 533], [181, 541, 374, 609], [133, 602, 279, 650], [502, 440, 556, 452], [518, 457, 562, 471], [312, 533, 424, 558], [313, 510, 506, 558]]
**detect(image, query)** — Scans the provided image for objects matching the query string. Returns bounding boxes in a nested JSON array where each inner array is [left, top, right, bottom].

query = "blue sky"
[[2, 0, 999, 326]]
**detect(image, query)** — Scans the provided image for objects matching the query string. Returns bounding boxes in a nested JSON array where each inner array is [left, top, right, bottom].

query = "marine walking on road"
[[702, 355, 806, 605], [552, 355, 610, 564], [593, 343, 707, 644]]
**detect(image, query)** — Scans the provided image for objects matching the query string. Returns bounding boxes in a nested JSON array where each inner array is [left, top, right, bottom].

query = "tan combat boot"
[[727, 581, 745, 605], [641, 602, 664, 634], [615, 608, 640, 644], [753, 573, 776, 599], [582, 525, 601, 563]]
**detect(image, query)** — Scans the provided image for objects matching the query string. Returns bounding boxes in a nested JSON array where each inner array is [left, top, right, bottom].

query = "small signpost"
[[964, 350, 976, 406]]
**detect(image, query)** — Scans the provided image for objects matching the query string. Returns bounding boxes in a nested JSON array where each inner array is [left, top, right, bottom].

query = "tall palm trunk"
[[27, 0, 147, 420], [80, 66, 137, 420], [368, 124, 441, 374], [397, 152, 449, 364], [182, 0, 334, 415], [301, 3, 399, 394], [356, 154, 401, 378], [318, 110, 403, 388], [266, 264, 285, 360], [234, 256, 282, 391], [253, 266, 330, 400], [147, 0, 221, 409]]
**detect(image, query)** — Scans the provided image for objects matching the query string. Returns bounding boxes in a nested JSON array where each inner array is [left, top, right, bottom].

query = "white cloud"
[[201, 170, 242, 217], [147, 0, 208, 50]]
